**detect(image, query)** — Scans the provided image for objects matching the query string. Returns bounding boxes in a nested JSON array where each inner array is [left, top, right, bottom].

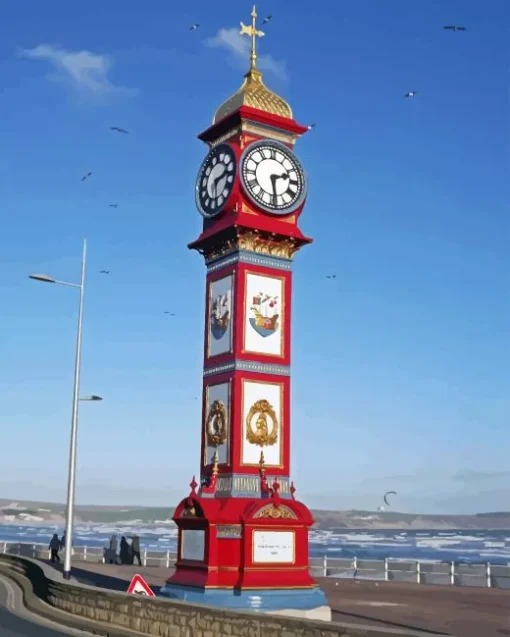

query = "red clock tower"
[[161, 6, 330, 620]]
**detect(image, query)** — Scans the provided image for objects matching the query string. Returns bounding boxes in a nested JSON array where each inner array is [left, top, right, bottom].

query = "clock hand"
[[269, 172, 290, 198], [212, 169, 226, 198], [270, 174, 278, 197]]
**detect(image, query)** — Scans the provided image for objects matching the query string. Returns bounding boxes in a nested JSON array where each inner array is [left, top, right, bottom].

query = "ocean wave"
[[1, 523, 510, 564]]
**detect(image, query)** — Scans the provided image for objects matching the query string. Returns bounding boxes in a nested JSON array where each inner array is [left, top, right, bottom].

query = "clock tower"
[[160, 6, 330, 620]]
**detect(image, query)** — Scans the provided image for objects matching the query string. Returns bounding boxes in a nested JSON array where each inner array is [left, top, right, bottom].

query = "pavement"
[[0, 574, 96, 637], [56, 561, 510, 637]]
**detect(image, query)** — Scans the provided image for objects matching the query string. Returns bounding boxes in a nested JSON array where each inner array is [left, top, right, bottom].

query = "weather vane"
[[240, 5, 265, 72]]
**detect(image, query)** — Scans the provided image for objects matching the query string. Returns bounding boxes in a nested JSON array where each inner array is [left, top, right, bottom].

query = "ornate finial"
[[189, 475, 198, 495], [290, 481, 296, 500], [212, 450, 219, 475], [259, 450, 266, 474], [272, 479, 280, 495], [240, 5, 265, 73]]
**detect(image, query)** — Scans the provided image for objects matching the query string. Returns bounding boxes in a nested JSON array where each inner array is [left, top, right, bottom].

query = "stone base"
[[159, 584, 329, 616], [264, 605, 332, 622]]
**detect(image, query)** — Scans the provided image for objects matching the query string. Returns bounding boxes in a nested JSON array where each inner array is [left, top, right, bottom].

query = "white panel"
[[244, 273, 284, 357], [204, 382, 230, 465], [181, 530, 205, 561], [208, 274, 233, 357], [242, 380, 282, 467], [253, 531, 294, 564]]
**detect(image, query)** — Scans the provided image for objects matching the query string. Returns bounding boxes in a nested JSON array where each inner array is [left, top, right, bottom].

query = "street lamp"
[[79, 395, 103, 402], [29, 239, 89, 580]]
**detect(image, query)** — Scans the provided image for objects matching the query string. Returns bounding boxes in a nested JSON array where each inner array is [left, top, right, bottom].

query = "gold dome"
[[213, 5, 293, 124], [213, 68, 293, 124]]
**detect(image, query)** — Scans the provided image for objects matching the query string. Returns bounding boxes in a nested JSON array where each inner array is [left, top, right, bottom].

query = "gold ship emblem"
[[206, 400, 228, 447], [246, 399, 278, 446]]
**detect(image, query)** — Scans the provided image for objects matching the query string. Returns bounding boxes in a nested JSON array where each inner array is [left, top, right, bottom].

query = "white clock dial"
[[240, 140, 306, 215], [195, 144, 237, 218]]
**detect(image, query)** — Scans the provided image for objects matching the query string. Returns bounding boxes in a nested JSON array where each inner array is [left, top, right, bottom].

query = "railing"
[[2, 541, 509, 589], [316, 555, 510, 589]]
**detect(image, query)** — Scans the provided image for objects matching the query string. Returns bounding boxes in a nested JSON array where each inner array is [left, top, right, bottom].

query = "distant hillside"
[[1, 499, 509, 529], [311, 509, 510, 530]]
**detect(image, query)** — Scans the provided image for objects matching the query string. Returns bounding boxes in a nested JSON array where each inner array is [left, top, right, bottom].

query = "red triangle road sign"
[[127, 574, 155, 597]]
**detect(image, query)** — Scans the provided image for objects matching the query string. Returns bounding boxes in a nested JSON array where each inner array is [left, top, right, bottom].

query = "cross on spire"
[[240, 5, 265, 72]]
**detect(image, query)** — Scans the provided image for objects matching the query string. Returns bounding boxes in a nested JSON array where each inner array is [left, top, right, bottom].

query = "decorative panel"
[[208, 274, 233, 357], [243, 272, 284, 358], [203, 381, 230, 465], [241, 379, 282, 467]]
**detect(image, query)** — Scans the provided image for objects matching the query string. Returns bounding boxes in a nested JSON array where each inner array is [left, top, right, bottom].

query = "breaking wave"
[[0, 524, 509, 564]]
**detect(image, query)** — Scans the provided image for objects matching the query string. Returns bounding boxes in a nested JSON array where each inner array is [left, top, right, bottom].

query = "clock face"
[[195, 144, 237, 218], [240, 140, 306, 215]]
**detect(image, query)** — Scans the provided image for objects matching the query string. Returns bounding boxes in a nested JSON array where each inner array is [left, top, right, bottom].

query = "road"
[[0, 575, 95, 637]]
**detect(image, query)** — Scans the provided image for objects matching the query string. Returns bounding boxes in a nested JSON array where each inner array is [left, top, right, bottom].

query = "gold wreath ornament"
[[206, 400, 228, 447], [255, 504, 295, 519], [246, 399, 278, 446]]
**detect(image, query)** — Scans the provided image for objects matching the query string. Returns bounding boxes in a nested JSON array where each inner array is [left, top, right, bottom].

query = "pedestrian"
[[59, 532, 66, 550], [131, 535, 142, 566], [109, 534, 118, 553], [49, 534, 61, 563], [119, 536, 131, 565]]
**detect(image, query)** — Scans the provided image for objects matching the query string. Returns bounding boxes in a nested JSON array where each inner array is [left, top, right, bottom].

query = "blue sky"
[[1, 0, 509, 513]]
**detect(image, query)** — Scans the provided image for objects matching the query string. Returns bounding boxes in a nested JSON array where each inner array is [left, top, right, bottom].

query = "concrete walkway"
[[45, 561, 510, 637], [0, 574, 96, 637]]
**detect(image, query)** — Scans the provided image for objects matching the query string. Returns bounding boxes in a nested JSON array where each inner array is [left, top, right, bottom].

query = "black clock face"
[[240, 140, 307, 215], [195, 144, 237, 218]]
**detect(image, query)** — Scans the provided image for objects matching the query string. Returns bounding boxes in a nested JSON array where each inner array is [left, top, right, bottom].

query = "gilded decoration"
[[254, 504, 297, 519], [239, 231, 299, 259], [213, 7, 293, 124], [216, 525, 243, 539], [204, 230, 300, 263], [181, 506, 196, 518], [241, 122, 298, 146], [210, 128, 241, 147], [206, 400, 228, 447], [246, 399, 278, 446]]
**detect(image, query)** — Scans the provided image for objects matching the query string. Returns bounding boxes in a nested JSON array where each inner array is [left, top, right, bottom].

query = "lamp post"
[[29, 239, 91, 580]]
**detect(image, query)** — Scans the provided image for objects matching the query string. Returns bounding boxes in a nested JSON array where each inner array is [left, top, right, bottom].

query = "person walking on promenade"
[[109, 534, 118, 553], [119, 536, 131, 565], [59, 532, 66, 550], [49, 534, 61, 563], [131, 535, 142, 566]]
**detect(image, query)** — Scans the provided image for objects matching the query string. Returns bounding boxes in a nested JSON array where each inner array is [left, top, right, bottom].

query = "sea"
[[1, 523, 510, 564]]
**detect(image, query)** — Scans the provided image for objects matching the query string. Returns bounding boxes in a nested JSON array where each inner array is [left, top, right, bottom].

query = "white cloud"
[[17, 44, 136, 100], [206, 28, 287, 80]]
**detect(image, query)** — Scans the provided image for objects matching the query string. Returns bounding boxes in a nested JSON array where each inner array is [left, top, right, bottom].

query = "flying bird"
[[111, 126, 129, 134], [109, 204, 119, 208], [189, 24, 200, 31], [383, 491, 397, 507], [99, 270, 110, 274], [326, 274, 337, 279], [443, 25, 466, 31], [164, 311, 176, 316], [404, 91, 418, 98], [262, 15, 272, 25], [81, 172, 92, 181]]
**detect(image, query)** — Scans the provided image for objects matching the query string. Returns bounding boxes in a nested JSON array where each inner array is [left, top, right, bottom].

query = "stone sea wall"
[[0, 554, 441, 637]]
